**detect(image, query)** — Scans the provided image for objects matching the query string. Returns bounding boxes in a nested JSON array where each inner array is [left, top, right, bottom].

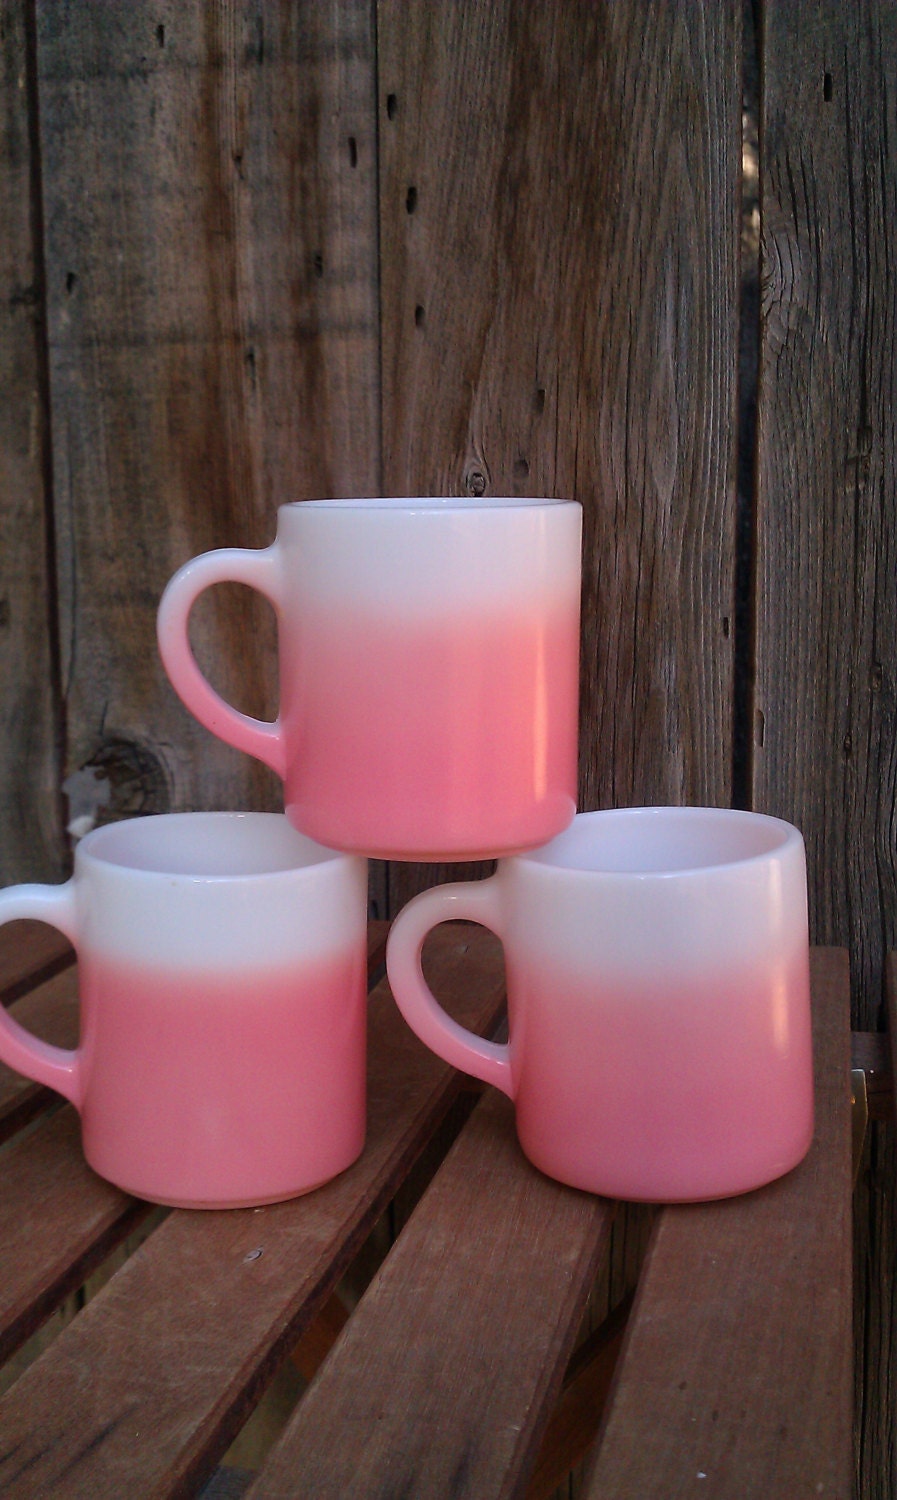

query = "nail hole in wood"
[[386, 93, 398, 120], [348, 136, 358, 168], [406, 185, 418, 214], [65, 271, 77, 294], [534, 387, 546, 414], [823, 72, 833, 101], [156, 23, 165, 47], [755, 710, 765, 748], [722, 616, 730, 638], [313, 252, 324, 278], [414, 304, 425, 327], [514, 458, 530, 480]]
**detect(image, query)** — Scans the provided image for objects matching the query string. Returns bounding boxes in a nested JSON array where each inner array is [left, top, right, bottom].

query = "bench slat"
[[0, 1107, 150, 1362], [0, 924, 506, 1499], [582, 947, 853, 1499], [248, 1089, 614, 1500], [0, 921, 75, 1006], [0, 969, 80, 1144]]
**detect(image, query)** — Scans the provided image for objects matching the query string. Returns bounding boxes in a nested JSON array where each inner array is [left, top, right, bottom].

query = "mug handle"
[[385, 879, 512, 1096], [156, 545, 286, 778], [0, 883, 81, 1105]]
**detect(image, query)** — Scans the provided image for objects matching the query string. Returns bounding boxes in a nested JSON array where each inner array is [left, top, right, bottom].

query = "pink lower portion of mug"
[[509, 947, 815, 1202], [78, 945, 367, 1208], [281, 603, 580, 859]]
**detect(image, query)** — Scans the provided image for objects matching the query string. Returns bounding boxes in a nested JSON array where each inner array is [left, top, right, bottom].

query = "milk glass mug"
[[157, 497, 582, 860], [0, 813, 368, 1208], [386, 807, 815, 1202]]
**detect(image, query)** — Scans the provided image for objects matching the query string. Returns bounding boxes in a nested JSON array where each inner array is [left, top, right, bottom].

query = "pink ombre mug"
[[0, 813, 368, 1208], [386, 807, 815, 1202], [157, 497, 582, 860]]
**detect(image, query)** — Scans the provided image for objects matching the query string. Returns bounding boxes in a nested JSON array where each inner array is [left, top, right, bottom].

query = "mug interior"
[[527, 807, 796, 875], [81, 813, 338, 878]]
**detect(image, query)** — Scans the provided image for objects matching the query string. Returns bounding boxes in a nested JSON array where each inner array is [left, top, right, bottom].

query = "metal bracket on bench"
[[851, 1068, 869, 1188]]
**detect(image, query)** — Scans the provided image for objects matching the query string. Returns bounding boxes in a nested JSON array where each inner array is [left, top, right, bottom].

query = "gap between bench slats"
[[247, 1089, 614, 1500], [0, 923, 505, 1499], [583, 947, 853, 1500], [885, 953, 897, 1127]]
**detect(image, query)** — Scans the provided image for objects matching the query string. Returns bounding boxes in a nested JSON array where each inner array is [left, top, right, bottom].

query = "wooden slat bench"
[[0, 924, 854, 1498]]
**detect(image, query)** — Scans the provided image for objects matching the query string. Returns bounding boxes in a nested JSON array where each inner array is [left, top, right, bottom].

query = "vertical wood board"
[[377, 0, 741, 911], [755, 7, 897, 1495], [36, 1, 380, 820], [0, 0, 64, 883]]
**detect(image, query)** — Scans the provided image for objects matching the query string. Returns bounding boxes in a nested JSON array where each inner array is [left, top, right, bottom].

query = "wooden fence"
[[1, 2, 894, 1493]]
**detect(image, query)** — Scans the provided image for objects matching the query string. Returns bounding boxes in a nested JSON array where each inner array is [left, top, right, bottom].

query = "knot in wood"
[[84, 738, 171, 822]]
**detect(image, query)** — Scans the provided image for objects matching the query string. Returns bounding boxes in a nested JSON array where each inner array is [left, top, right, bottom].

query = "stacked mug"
[[0, 498, 815, 1208]]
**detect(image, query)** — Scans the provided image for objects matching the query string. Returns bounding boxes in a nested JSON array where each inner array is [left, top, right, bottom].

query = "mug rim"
[[74, 811, 358, 884], [511, 806, 803, 880], [277, 496, 580, 514]]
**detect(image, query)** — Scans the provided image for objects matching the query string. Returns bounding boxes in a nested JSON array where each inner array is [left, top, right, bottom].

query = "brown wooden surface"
[[35, 1, 380, 824], [0, 0, 65, 887], [583, 949, 853, 1499], [0, 1107, 150, 1364], [378, 0, 741, 911], [0, 923, 506, 1498], [0, 920, 74, 1005], [246, 1089, 614, 1500], [888, 955, 897, 1127], [525, 1299, 632, 1500], [0, 967, 79, 1143], [754, 9, 897, 1494]]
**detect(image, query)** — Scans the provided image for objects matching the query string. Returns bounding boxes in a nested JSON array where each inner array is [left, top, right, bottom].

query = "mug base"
[[521, 1130, 815, 1205], [285, 800, 578, 864], [89, 1148, 364, 1211]]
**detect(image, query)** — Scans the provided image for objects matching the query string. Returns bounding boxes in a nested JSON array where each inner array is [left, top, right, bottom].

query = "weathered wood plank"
[[0, 920, 73, 1006], [0, 923, 386, 1146], [247, 1090, 613, 1500], [583, 949, 852, 1499], [35, 0, 380, 822], [0, 1107, 151, 1364], [378, 0, 741, 911], [754, 9, 897, 1494], [0, 967, 79, 1143], [0, 924, 506, 1498], [0, 0, 65, 885]]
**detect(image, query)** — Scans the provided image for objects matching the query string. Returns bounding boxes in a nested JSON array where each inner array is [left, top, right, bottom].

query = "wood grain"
[[0, 924, 506, 1498], [583, 949, 852, 1499], [0, 0, 65, 885], [35, 1, 380, 821], [0, 967, 79, 1143], [247, 1090, 613, 1500], [377, 0, 741, 910], [0, 920, 73, 1006], [0, 1107, 150, 1363], [753, 9, 897, 1494], [887, 953, 897, 1126]]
